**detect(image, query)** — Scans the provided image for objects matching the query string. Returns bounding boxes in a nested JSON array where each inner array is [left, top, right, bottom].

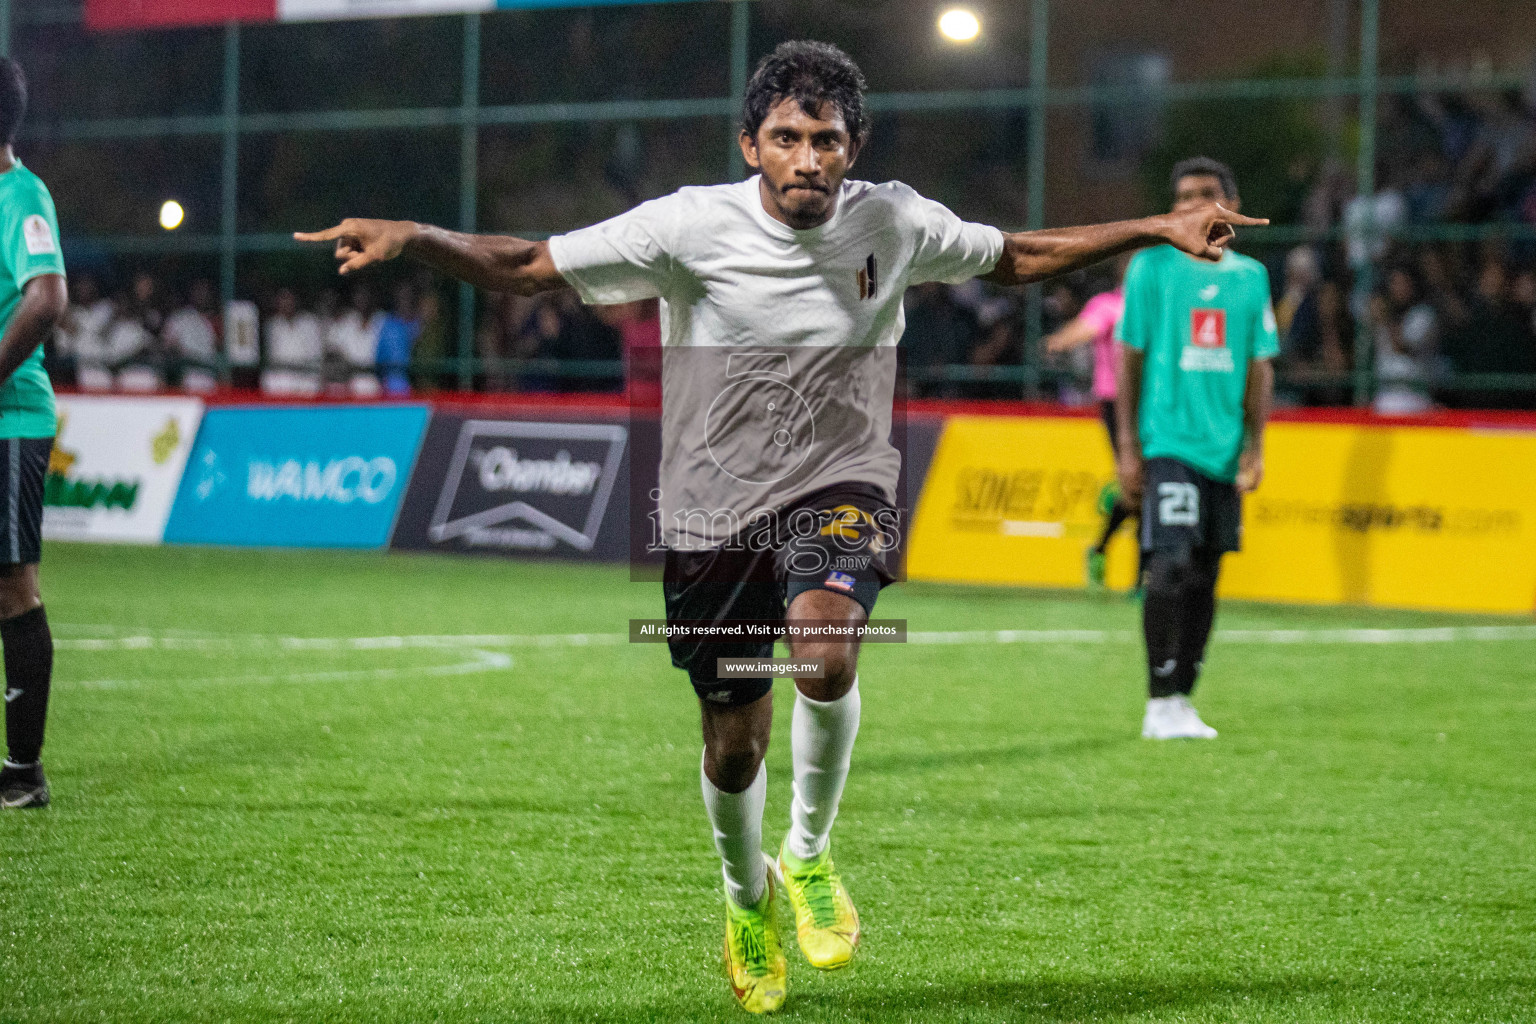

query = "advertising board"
[[1224, 421, 1536, 613], [42, 395, 205, 545], [907, 413, 1536, 614], [906, 414, 1132, 590], [87, 0, 699, 30], [391, 413, 632, 560], [164, 405, 429, 548]]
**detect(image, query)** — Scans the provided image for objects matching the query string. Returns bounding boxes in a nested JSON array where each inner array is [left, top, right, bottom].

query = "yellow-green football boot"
[[723, 863, 788, 1014], [777, 840, 860, 970]]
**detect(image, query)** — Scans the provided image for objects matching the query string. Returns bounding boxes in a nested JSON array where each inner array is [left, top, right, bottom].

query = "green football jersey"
[[1115, 244, 1278, 483], [0, 161, 64, 440]]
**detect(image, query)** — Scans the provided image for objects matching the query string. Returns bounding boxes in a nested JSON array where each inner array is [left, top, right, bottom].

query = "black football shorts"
[[661, 483, 896, 707], [1139, 457, 1242, 555], [0, 437, 51, 566]]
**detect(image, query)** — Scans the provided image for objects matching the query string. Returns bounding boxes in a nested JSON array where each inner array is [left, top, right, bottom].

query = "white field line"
[[1217, 625, 1536, 644], [70, 648, 513, 690], [907, 629, 1120, 645], [52, 623, 1536, 690], [52, 633, 625, 652], [53, 626, 514, 689], [52, 623, 1536, 654], [908, 625, 1536, 645]]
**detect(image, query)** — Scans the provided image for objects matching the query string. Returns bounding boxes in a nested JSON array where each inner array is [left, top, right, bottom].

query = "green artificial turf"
[[1, 543, 1532, 1023]]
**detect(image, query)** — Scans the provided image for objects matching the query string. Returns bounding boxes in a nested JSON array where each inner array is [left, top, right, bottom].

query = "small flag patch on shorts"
[[824, 571, 856, 593]]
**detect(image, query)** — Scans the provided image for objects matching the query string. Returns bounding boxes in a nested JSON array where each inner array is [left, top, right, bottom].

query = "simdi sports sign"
[[907, 412, 1536, 615], [86, 0, 700, 30], [906, 415, 1132, 590], [1221, 420, 1536, 613]]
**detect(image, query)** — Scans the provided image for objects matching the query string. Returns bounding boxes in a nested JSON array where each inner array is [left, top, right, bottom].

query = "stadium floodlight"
[[938, 8, 982, 43], [159, 200, 185, 231]]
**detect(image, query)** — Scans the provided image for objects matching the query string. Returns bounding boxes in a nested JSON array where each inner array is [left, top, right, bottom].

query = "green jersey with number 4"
[[0, 161, 64, 440], [1115, 244, 1278, 483]]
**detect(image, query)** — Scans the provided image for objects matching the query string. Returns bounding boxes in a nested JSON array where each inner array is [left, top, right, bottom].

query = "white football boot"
[[1141, 696, 1174, 738], [1142, 695, 1218, 740]]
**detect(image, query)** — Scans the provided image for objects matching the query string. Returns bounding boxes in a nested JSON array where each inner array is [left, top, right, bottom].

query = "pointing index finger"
[[1213, 207, 1269, 227], [293, 225, 346, 243]]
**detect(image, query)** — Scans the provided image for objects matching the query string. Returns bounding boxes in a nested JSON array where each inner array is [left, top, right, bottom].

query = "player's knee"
[[1189, 551, 1222, 594], [791, 642, 857, 702], [699, 689, 771, 791], [0, 568, 40, 622], [1143, 549, 1195, 597], [704, 742, 767, 794]]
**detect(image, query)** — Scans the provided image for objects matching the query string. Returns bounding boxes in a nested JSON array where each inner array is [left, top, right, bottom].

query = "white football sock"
[[787, 677, 862, 862], [700, 753, 767, 908]]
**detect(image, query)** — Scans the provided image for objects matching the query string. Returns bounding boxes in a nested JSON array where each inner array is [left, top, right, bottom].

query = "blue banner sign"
[[165, 405, 430, 548]]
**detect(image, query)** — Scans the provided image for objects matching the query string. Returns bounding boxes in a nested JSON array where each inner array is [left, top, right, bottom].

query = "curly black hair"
[[741, 41, 869, 145], [1170, 156, 1239, 203], [0, 59, 26, 148]]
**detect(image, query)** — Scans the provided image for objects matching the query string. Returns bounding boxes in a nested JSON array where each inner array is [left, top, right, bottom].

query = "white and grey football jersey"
[[550, 176, 1003, 549]]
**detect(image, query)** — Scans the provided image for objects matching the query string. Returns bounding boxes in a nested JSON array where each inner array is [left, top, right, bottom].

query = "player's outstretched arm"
[[983, 203, 1267, 286], [294, 220, 567, 296], [0, 274, 66, 388], [1043, 315, 1097, 355]]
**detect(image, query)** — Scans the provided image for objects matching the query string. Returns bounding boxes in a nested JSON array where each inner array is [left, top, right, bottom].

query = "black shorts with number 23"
[[1139, 457, 1242, 555]]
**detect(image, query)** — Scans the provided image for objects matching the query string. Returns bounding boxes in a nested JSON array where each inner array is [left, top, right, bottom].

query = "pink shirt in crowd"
[[1077, 287, 1125, 400]]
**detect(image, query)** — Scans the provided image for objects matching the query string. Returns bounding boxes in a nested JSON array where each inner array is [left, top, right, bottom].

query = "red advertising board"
[[86, 0, 690, 31], [86, 0, 278, 30]]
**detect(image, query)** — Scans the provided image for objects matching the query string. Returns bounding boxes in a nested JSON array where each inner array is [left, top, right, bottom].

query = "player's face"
[[742, 98, 860, 230], [1173, 174, 1240, 214]]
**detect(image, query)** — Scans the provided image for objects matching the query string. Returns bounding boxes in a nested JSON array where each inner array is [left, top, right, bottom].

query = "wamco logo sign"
[[246, 456, 398, 505]]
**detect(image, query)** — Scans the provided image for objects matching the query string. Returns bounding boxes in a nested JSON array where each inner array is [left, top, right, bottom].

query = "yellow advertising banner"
[[906, 415, 1135, 589], [906, 414, 1536, 614]]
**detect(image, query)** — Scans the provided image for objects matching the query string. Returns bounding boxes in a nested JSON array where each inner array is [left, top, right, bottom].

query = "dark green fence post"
[[727, 0, 749, 182], [1022, 0, 1049, 399], [1352, 0, 1380, 407], [457, 12, 481, 390], [219, 21, 240, 386]]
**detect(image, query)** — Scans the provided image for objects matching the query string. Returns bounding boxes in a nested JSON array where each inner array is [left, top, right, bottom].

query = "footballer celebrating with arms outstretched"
[[298, 43, 1262, 1014]]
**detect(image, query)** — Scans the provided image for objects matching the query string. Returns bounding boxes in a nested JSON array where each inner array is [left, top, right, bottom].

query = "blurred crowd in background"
[[43, 84, 1536, 411], [51, 272, 455, 398], [910, 84, 1536, 412], [46, 269, 646, 399]]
